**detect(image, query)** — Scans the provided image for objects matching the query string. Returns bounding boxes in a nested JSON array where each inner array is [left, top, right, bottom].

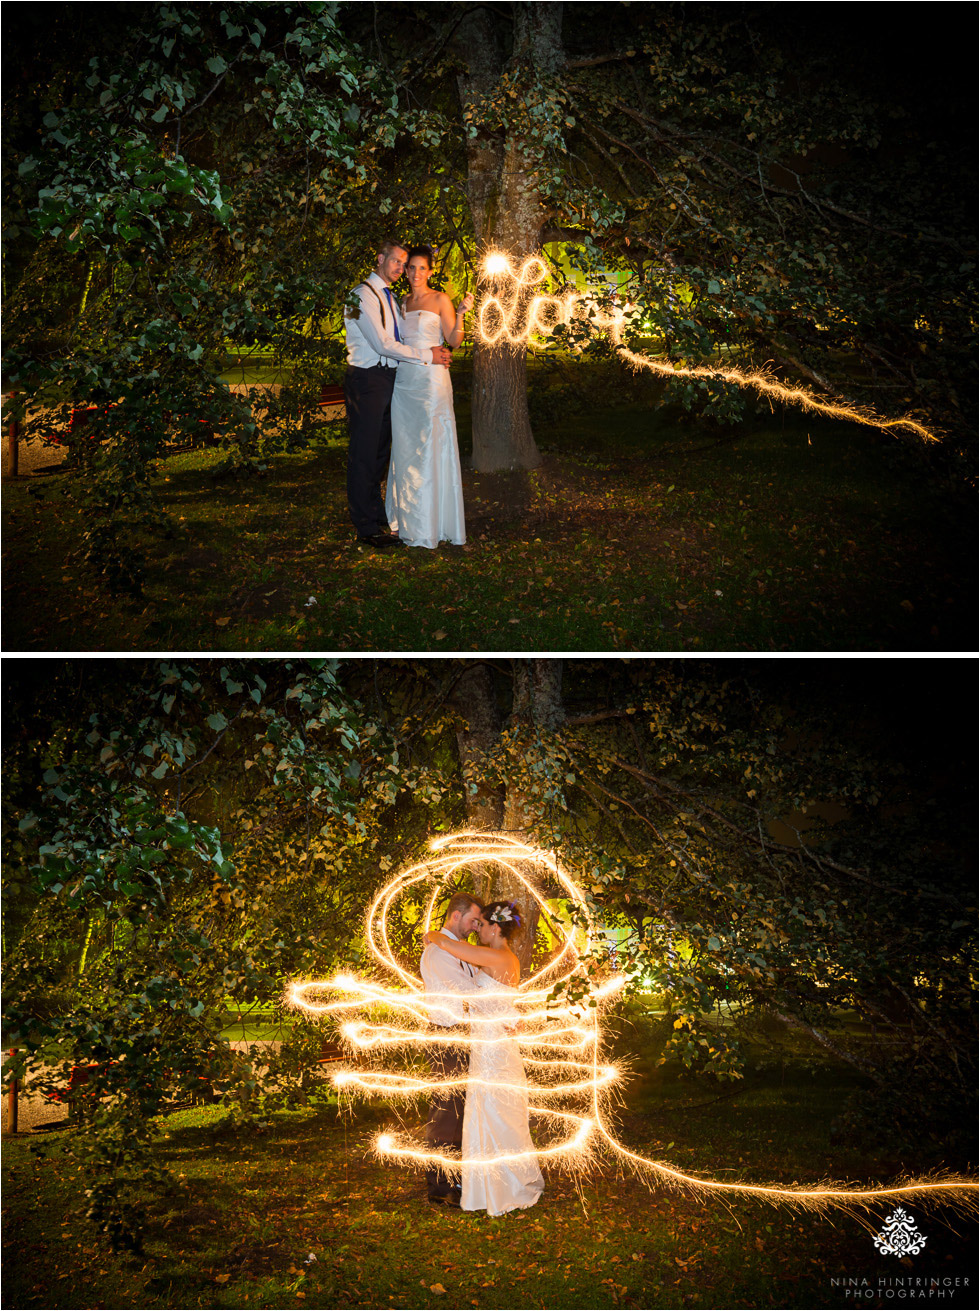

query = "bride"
[[423, 900, 545, 1216], [386, 246, 472, 549]]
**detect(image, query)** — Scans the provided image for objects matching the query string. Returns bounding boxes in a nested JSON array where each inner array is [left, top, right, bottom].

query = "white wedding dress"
[[461, 972, 545, 1216], [385, 310, 466, 549]]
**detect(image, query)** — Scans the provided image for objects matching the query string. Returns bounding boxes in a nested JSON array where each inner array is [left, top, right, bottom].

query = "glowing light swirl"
[[289, 832, 977, 1215], [474, 252, 939, 443]]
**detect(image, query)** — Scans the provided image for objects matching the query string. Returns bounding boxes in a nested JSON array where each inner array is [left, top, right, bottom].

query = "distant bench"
[[316, 1041, 347, 1071], [30, 1044, 346, 1121], [43, 1062, 216, 1119], [34, 383, 346, 449], [52, 404, 215, 447], [318, 384, 346, 411]]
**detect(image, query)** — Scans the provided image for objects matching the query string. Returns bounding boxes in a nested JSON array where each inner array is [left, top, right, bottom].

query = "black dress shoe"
[[358, 532, 403, 548]]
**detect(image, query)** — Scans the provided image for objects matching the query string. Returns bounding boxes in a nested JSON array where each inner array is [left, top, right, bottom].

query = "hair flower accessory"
[[490, 902, 520, 927]]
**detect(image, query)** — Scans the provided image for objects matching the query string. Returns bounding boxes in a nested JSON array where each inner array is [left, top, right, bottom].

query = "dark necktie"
[[383, 287, 401, 342]]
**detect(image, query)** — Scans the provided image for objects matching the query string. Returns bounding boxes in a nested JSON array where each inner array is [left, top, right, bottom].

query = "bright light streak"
[[289, 831, 977, 1215], [340, 1019, 594, 1050], [616, 347, 938, 442], [484, 252, 511, 275], [475, 253, 939, 443]]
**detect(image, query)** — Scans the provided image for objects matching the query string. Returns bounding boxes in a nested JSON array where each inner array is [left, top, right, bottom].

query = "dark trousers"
[[424, 1035, 468, 1200], [344, 364, 396, 536]]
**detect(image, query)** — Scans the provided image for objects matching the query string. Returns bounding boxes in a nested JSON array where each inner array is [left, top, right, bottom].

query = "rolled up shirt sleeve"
[[347, 285, 430, 366]]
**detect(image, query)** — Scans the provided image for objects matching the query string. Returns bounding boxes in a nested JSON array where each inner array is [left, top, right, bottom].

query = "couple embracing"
[[344, 240, 473, 551], [420, 893, 545, 1216]]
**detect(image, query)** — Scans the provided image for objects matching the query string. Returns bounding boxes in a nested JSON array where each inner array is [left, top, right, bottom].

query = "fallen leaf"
[[433, 630, 447, 641], [215, 1273, 230, 1284], [430, 1283, 447, 1295], [216, 617, 231, 626]]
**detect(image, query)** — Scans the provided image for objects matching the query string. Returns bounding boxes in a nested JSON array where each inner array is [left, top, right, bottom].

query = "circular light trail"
[[290, 832, 977, 1215]]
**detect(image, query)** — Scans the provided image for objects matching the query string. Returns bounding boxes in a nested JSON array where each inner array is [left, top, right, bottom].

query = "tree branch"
[[565, 50, 638, 71]]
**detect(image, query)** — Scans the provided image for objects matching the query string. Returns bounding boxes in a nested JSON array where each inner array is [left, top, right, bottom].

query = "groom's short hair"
[[443, 892, 480, 924], [378, 238, 407, 260]]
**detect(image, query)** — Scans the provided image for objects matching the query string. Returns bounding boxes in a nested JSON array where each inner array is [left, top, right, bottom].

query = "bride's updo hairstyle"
[[406, 244, 435, 268], [480, 900, 522, 941]]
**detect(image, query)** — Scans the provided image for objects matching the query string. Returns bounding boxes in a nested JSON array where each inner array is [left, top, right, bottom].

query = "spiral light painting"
[[290, 833, 977, 1215]]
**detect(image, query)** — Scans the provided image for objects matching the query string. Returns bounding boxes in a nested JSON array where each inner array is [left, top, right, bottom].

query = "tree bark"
[[449, 659, 566, 972], [501, 659, 565, 969], [450, 663, 504, 835], [469, 346, 540, 472], [455, 3, 566, 471]]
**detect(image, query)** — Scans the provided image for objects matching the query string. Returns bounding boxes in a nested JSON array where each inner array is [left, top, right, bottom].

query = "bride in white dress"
[[423, 901, 545, 1216], [386, 246, 472, 549]]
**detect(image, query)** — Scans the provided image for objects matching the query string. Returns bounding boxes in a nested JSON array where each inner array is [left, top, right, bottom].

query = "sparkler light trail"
[[289, 832, 977, 1215], [475, 251, 939, 442]]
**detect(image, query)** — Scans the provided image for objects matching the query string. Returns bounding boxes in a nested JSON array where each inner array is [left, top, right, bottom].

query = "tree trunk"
[[470, 345, 540, 471], [455, 3, 566, 472], [501, 659, 565, 968], [451, 663, 504, 835], [450, 659, 567, 973]]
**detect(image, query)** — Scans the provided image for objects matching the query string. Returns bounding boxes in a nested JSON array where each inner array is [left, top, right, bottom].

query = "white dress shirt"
[[344, 271, 431, 369], [421, 929, 482, 1027]]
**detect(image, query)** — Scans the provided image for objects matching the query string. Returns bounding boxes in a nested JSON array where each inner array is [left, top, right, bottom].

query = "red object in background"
[[69, 404, 108, 438], [42, 403, 112, 444], [6, 1049, 18, 1133], [43, 1062, 109, 1119], [51, 1063, 104, 1096], [48, 403, 214, 446]]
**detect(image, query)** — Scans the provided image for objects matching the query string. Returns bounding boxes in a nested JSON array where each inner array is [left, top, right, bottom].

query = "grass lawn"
[[3, 1053, 975, 1311], [2, 382, 974, 651]]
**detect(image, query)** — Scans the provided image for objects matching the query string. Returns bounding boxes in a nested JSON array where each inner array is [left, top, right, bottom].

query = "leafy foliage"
[[3, 4, 974, 588], [3, 658, 974, 1250], [3, 3, 430, 588], [334, 660, 976, 1123], [2, 658, 392, 1247]]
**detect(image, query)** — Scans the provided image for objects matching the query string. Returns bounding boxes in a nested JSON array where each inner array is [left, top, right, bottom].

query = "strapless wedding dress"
[[461, 972, 544, 1216], [386, 310, 466, 549]]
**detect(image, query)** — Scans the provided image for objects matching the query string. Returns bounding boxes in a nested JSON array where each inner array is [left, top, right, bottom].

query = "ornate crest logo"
[[873, 1207, 927, 1257]]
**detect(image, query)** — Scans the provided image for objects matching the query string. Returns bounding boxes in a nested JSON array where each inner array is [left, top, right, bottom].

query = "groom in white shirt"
[[420, 892, 484, 1205], [343, 240, 453, 549]]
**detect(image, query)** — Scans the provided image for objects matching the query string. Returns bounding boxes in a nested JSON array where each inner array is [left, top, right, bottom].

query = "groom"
[[420, 893, 483, 1205], [343, 239, 453, 548]]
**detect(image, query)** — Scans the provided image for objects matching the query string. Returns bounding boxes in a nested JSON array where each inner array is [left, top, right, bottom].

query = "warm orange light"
[[484, 252, 511, 276], [289, 832, 977, 1214], [475, 253, 939, 443]]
